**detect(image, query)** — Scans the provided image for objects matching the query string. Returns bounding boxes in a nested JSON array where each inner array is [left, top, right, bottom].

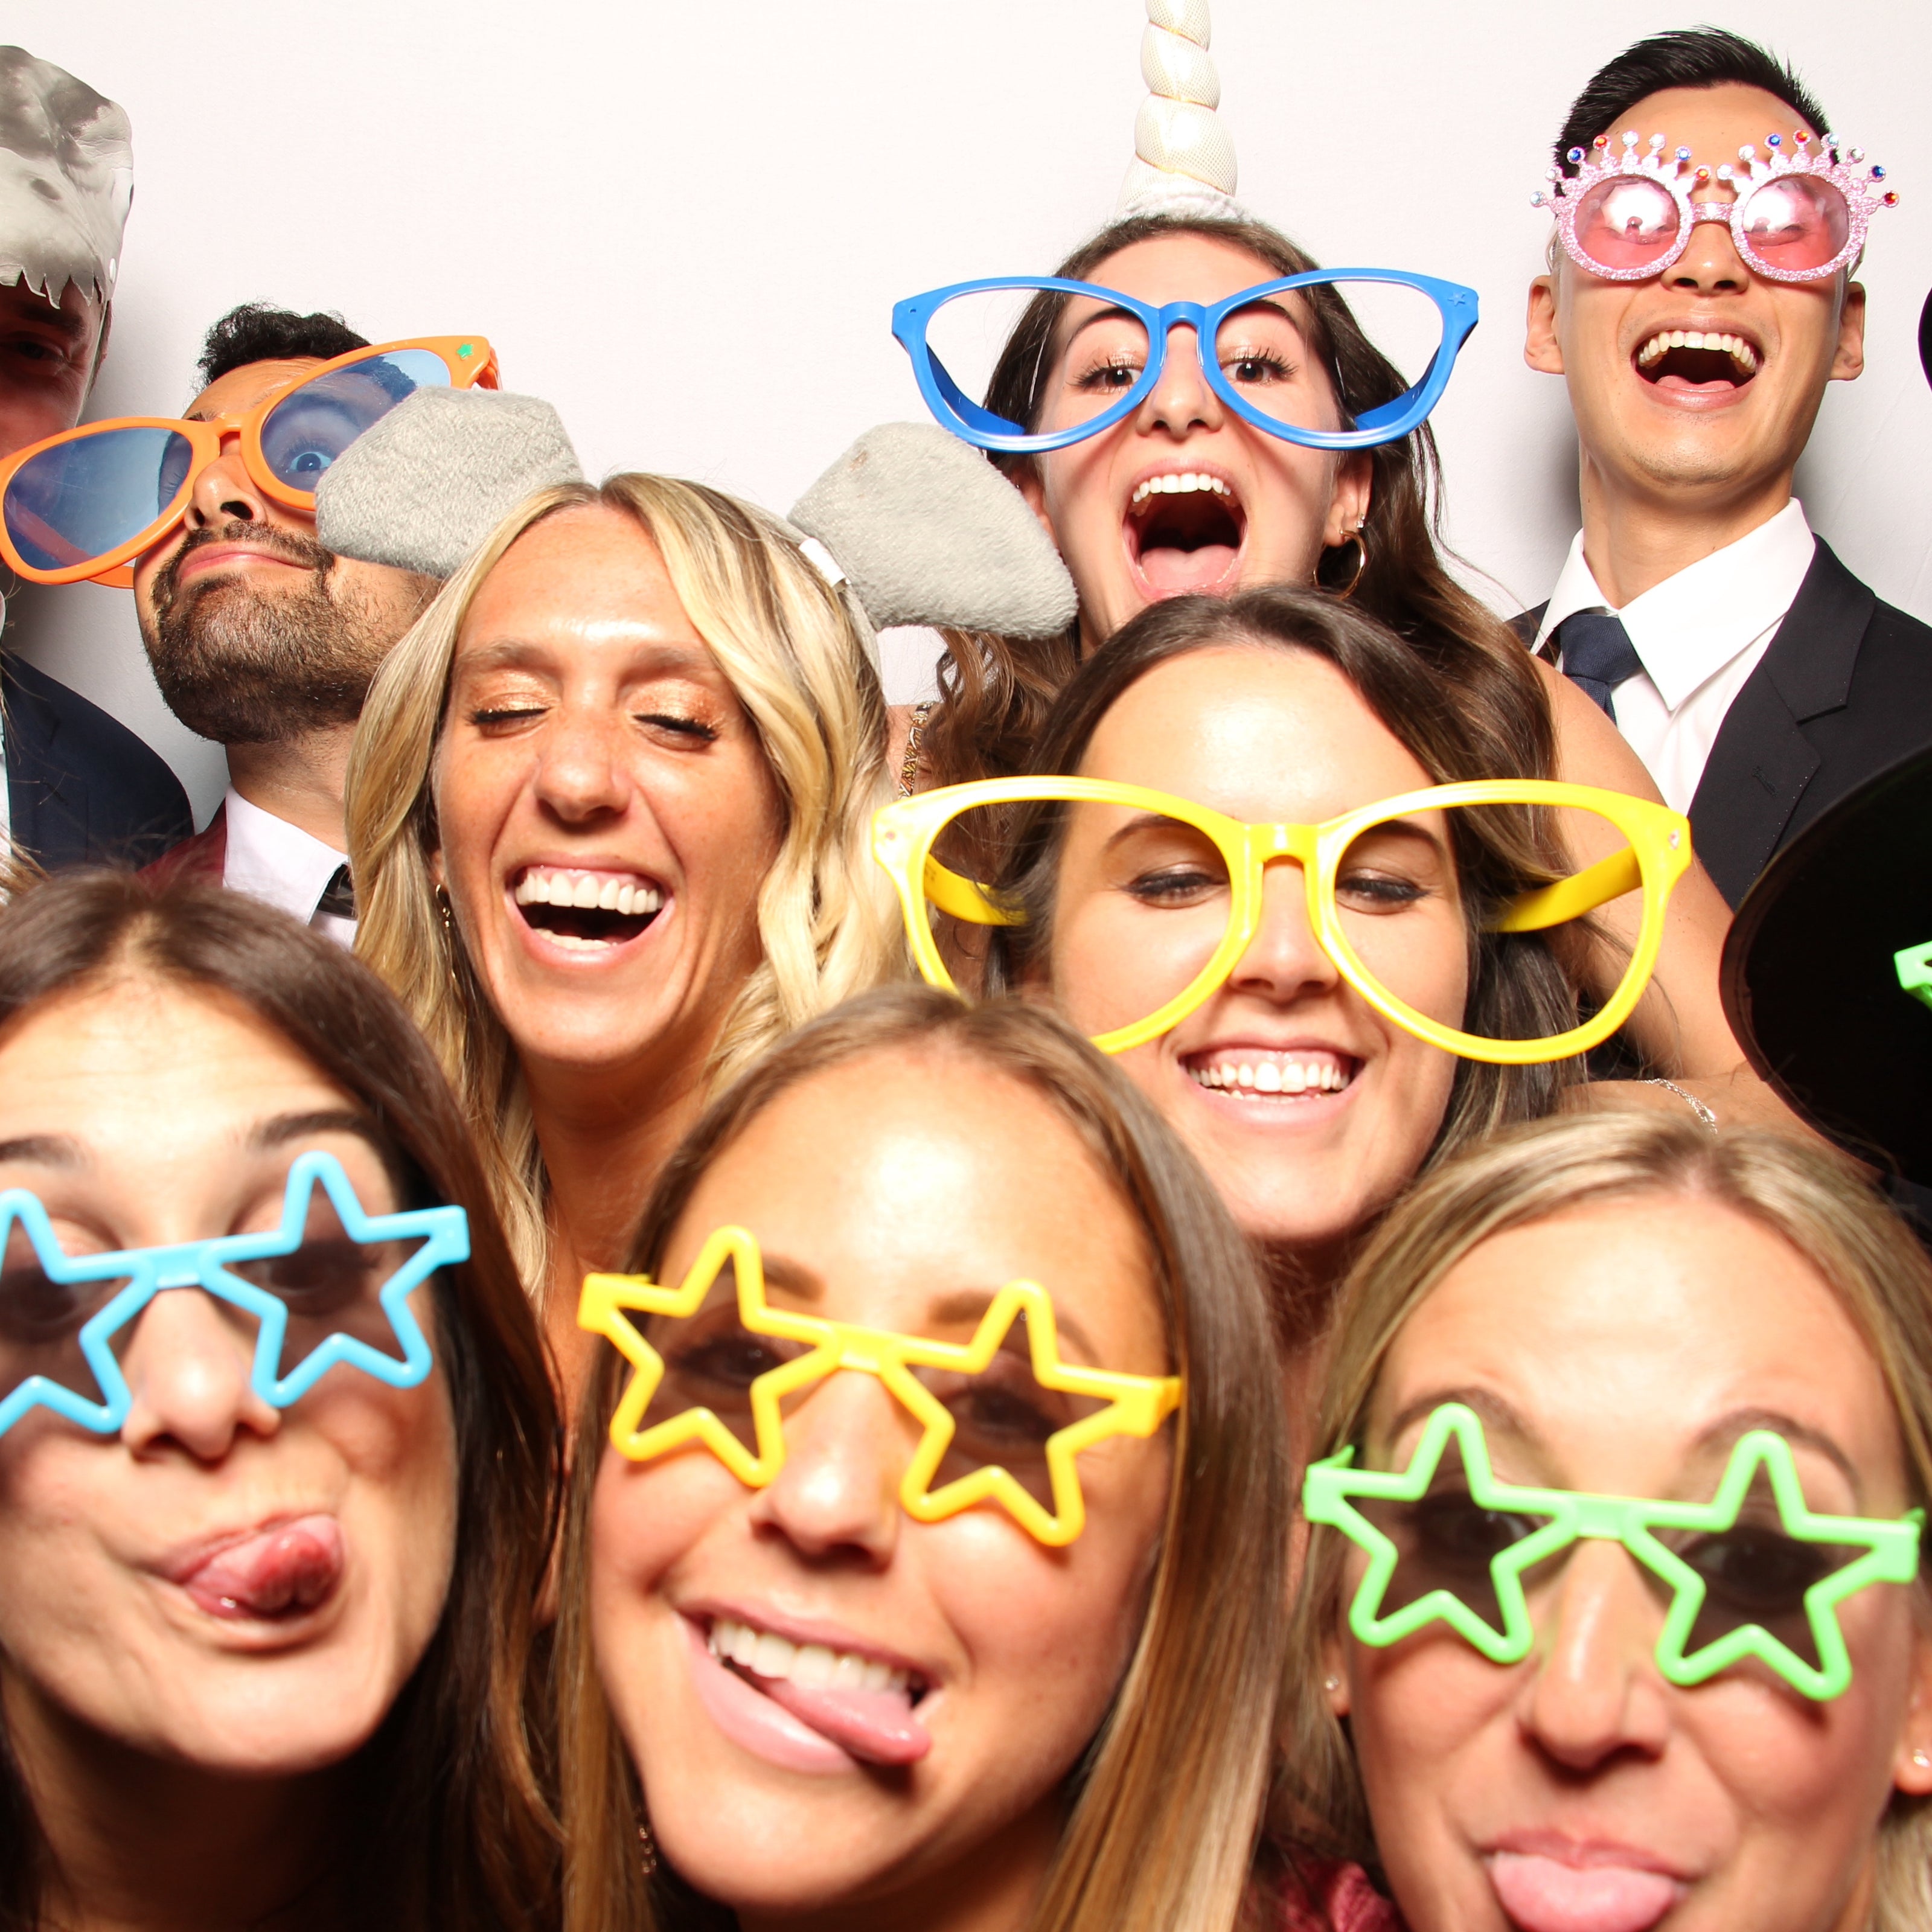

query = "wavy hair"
[[555, 987, 1291, 1932], [922, 210, 1546, 792], [1278, 1113, 1932, 1932], [347, 474, 902, 1288]]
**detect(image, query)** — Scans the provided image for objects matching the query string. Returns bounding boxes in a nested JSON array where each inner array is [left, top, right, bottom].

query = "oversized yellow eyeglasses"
[[579, 1226, 1182, 1547], [872, 778, 1690, 1064]]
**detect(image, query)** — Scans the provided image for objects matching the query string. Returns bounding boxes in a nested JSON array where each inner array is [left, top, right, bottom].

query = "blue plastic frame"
[[891, 269, 1480, 456], [0, 1151, 466, 1439]]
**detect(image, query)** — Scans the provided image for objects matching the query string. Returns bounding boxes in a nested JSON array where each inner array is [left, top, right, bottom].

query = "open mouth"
[[1634, 327, 1761, 393], [1125, 470, 1246, 596], [1183, 1048, 1358, 1099], [512, 864, 663, 952], [702, 1614, 932, 1767]]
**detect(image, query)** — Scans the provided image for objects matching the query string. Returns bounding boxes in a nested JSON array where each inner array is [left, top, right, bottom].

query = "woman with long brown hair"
[[0, 874, 558, 1932], [555, 987, 1291, 1932]]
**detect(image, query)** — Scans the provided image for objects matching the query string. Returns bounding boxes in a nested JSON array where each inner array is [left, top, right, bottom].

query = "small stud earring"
[[1913, 1748, 1930, 1769], [1323, 1675, 1342, 1693]]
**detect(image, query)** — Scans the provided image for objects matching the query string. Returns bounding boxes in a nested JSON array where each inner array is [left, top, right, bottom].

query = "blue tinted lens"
[[258, 348, 450, 493], [4, 426, 194, 572]]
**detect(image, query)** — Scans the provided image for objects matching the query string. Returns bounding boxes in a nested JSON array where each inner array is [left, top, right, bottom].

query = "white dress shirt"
[[1532, 499, 1817, 814], [221, 788, 356, 945]]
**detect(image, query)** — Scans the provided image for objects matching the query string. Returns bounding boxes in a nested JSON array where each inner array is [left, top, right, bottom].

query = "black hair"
[[1553, 28, 1830, 177], [196, 302, 369, 386]]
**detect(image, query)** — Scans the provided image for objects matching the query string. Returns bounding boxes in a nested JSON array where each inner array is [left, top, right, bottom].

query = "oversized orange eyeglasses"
[[0, 334, 498, 587]]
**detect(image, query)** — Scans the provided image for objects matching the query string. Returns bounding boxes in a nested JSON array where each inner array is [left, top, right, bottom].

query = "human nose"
[[1664, 210, 1750, 295], [1515, 1542, 1672, 1768], [118, 1289, 281, 1462], [747, 1371, 903, 1565], [1135, 320, 1225, 438], [532, 706, 633, 825], [181, 429, 269, 533], [1226, 859, 1342, 1005]]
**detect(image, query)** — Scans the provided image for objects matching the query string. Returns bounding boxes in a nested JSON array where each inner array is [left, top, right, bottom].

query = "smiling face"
[[0, 974, 457, 1777], [1334, 1194, 1932, 1932], [589, 1048, 1172, 1920], [130, 357, 436, 746], [1525, 83, 1867, 523], [432, 504, 783, 1095], [1016, 232, 1371, 652], [1043, 644, 1463, 1264]]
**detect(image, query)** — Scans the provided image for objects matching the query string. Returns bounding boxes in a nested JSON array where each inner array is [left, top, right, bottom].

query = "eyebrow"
[[251, 1109, 388, 1158], [0, 1132, 86, 1169]]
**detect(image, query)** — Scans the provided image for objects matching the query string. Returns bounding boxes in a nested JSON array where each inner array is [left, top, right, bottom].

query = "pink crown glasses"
[[1532, 128, 1896, 284]]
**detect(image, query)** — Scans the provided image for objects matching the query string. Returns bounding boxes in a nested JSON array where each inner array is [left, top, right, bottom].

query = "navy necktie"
[[1552, 609, 1643, 723], [314, 864, 357, 923]]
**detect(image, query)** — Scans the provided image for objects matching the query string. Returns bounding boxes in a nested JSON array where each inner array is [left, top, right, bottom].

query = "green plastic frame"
[[1303, 1401, 1923, 1701], [1895, 938, 1932, 1010]]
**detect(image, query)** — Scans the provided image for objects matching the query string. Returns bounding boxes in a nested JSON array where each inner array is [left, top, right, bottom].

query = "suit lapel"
[[1688, 539, 1871, 906], [2, 652, 72, 864]]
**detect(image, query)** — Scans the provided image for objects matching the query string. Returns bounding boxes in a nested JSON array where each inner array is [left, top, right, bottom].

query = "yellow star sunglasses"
[[579, 1226, 1182, 1547], [871, 778, 1691, 1064]]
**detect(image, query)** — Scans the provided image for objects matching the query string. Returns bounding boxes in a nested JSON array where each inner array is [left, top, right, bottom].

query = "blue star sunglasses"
[[0, 1151, 466, 1438]]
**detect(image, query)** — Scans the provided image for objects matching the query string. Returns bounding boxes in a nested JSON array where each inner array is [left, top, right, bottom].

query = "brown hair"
[[0, 873, 560, 1932], [1279, 1113, 1932, 1931], [556, 987, 1290, 1932], [984, 587, 1580, 1195], [922, 210, 1546, 792]]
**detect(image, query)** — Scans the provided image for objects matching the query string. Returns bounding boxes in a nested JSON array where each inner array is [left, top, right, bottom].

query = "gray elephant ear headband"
[[313, 394, 1076, 661]]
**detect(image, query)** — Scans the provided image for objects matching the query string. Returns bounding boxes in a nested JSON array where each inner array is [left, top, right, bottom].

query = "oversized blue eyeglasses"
[[892, 270, 1479, 456], [0, 1151, 465, 1438]]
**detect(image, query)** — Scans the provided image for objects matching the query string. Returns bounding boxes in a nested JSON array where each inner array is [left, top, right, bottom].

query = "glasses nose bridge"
[[1250, 820, 1319, 872]]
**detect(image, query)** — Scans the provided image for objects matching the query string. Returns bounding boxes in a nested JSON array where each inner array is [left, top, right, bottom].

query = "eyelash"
[[638, 712, 719, 742]]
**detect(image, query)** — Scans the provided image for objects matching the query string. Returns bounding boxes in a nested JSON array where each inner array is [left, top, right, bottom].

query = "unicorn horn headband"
[[1116, 0, 1244, 221]]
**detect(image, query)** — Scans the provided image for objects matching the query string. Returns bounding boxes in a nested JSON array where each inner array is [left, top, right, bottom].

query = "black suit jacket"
[[1518, 538, 1932, 907], [4, 653, 193, 872]]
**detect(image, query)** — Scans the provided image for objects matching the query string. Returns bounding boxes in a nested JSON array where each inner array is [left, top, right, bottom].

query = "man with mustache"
[[137, 304, 441, 939], [0, 46, 191, 872], [1520, 28, 1932, 907]]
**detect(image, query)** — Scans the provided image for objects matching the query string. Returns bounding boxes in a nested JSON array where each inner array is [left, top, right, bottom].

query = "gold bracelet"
[[1648, 1076, 1718, 1134], [898, 700, 935, 799]]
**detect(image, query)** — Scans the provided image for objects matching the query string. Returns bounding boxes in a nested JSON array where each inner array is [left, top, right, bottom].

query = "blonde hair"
[[1278, 1113, 1932, 1931], [557, 988, 1291, 1932], [347, 475, 902, 1289]]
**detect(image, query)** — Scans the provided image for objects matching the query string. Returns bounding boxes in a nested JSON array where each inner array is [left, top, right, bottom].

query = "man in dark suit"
[[1520, 28, 1931, 907], [0, 47, 190, 869]]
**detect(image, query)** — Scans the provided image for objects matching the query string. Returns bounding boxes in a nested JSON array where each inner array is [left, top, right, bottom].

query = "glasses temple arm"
[[1489, 846, 1643, 934], [923, 854, 1025, 927], [929, 356, 1028, 440]]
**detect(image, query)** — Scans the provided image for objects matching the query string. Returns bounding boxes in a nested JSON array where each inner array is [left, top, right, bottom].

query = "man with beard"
[[138, 304, 441, 939], [0, 46, 191, 871]]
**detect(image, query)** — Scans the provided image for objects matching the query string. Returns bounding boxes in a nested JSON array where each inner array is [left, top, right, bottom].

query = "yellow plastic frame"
[[872, 777, 1690, 1064], [579, 1225, 1182, 1547]]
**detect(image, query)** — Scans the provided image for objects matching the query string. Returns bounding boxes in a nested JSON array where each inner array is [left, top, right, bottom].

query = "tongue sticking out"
[[178, 1514, 344, 1620], [750, 1669, 931, 1767], [1488, 1853, 1683, 1932]]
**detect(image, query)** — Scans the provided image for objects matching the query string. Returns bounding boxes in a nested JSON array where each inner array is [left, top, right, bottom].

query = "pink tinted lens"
[[1739, 174, 1850, 272], [1572, 176, 1683, 271]]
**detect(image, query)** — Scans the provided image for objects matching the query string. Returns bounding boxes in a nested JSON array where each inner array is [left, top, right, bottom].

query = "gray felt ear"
[[788, 423, 1077, 638], [315, 388, 585, 580]]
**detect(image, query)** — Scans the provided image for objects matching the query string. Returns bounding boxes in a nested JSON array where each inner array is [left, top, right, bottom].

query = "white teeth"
[[1189, 1054, 1351, 1097], [1636, 329, 1759, 374], [709, 1617, 916, 1699], [1130, 472, 1231, 506], [513, 866, 664, 916]]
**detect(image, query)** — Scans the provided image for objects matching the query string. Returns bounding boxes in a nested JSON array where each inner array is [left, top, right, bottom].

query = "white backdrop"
[[11, 0, 1931, 825]]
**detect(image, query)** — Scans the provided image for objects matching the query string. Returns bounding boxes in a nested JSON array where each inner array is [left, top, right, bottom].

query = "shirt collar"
[[1533, 499, 1816, 712], [220, 788, 348, 925]]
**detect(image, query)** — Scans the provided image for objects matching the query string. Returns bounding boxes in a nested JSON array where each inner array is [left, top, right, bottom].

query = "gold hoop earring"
[[435, 885, 464, 996], [1335, 522, 1369, 600]]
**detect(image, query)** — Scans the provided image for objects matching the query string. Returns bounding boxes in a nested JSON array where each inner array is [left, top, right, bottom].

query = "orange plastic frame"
[[0, 334, 498, 589]]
